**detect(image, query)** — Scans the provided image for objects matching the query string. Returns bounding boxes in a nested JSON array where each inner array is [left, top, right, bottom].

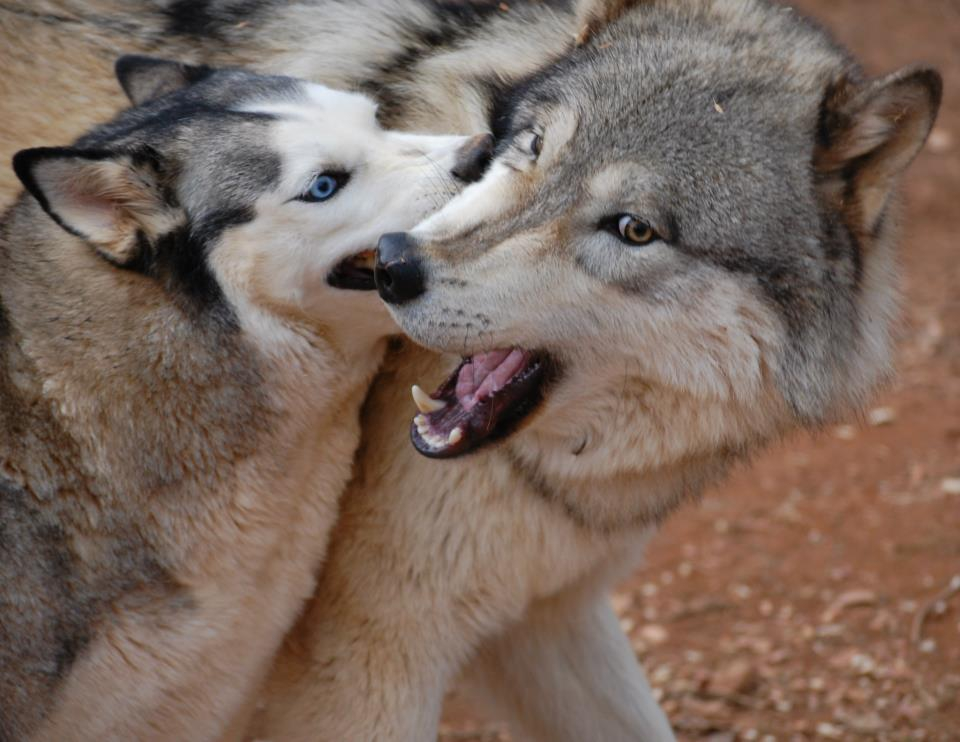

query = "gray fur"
[[0, 65, 308, 739], [0, 2, 940, 739]]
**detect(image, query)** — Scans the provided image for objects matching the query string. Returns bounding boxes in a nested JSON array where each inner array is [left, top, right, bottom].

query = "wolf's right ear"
[[13, 146, 170, 267], [815, 67, 942, 236], [115, 55, 214, 106]]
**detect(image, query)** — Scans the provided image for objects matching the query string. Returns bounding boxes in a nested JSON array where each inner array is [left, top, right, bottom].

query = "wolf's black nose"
[[451, 133, 494, 183], [376, 233, 425, 305]]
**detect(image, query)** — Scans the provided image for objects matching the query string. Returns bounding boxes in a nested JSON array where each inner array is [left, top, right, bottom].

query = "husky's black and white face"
[[14, 57, 467, 356], [375, 1, 940, 470]]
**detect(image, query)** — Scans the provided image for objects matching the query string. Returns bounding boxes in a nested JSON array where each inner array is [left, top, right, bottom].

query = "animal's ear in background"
[[815, 67, 942, 236], [573, 0, 641, 45], [13, 146, 172, 267], [115, 55, 214, 106]]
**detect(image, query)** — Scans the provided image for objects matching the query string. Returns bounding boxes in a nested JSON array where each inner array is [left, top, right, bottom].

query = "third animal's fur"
[[0, 1, 941, 741]]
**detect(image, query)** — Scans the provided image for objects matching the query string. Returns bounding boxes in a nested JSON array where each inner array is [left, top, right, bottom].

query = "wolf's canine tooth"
[[412, 384, 446, 413]]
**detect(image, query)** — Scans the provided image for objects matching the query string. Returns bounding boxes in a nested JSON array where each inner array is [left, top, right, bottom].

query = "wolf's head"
[[374, 0, 941, 476], [12, 56, 467, 356]]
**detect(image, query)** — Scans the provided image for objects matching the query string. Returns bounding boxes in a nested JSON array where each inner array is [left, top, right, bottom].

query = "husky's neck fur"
[[1, 200, 257, 500], [0, 195, 376, 538]]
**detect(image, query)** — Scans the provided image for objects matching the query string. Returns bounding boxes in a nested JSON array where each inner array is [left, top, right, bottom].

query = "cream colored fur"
[[3, 73, 467, 741], [0, 2, 936, 741]]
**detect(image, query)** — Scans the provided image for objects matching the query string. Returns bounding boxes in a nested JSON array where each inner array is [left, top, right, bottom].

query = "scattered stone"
[[821, 589, 878, 622], [815, 721, 844, 739], [832, 424, 857, 440], [650, 664, 672, 685], [927, 127, 954, 153], [611, 592, 632, 615], [841, 711, 885, 734], [867, 407, 897, 426], [850, 653, 877, 676], [941, 478, 960, 496], [639, 624, 669, 645], [708, 658, 759, 697], [816, 623, 846, 639]]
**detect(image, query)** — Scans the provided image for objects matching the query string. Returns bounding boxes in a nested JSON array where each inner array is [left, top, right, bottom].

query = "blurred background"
[[442, 1, 959, 740]]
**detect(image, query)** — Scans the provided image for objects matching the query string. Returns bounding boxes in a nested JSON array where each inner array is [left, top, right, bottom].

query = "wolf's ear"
[[13, 146, 170, 266], [574, 0, 640, 45], [815, 67, 942, 235], [115, 55, 214, 106]]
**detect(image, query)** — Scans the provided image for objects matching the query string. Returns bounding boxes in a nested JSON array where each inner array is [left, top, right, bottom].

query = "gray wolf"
[[0, 55, 467, 741], [246, 2, 940, 741], [0, 2, 940, 740]]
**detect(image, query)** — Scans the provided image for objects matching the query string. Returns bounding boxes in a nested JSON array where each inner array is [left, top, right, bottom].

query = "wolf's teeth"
[[447, 427, 463, 446], [414, 414, 430, 435], [412, 384, 447, 414]]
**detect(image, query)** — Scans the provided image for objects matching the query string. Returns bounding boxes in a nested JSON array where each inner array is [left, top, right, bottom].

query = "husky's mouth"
[[327, 249, 376, 290], [409, 348, 552, 458]]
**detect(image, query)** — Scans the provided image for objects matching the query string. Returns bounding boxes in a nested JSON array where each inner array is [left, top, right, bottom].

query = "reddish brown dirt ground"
[[441, 1, 960, 740]]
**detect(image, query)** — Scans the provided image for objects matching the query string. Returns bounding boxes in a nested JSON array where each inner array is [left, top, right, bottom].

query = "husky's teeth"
[[412, 385, 447, 414], [447, 427, 463, 445]]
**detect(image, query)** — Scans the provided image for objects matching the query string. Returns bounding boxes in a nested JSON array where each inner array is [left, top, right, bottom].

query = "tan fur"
[[3, 196, 385, 740], [0, 2, 938, 740], [1, 58, 467, 738]]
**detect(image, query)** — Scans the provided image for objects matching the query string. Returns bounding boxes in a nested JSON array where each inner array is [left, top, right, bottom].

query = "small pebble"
[[868, 406, 897, 426], [941, 478, 960, 496]]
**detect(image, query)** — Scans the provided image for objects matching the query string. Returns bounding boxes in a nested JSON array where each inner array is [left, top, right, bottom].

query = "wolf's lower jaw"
[[409, 347, 553, 458]]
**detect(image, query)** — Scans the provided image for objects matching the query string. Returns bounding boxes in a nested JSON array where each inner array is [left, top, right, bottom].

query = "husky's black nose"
[[376, 233, 425, 305], [451, 133, 494, 183]]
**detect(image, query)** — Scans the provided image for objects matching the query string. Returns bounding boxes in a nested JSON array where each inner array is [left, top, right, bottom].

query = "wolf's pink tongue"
[[456, 348, 527, 411]]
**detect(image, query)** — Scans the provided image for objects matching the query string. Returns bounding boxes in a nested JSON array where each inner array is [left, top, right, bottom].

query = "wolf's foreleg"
[[459, 586, 676, 742], [250, 602, 449, 742]]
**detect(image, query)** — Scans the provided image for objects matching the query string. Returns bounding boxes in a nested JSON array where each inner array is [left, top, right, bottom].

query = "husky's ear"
[[574, 0, 641, 45], [13, 146, 171, 267], [815, 67, 942, 235], [115, 55, 214, 106]]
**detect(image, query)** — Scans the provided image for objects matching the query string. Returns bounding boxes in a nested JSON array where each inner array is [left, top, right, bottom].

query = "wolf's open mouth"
[[327, 249, 376, 290], [409, 348, 551, 458]]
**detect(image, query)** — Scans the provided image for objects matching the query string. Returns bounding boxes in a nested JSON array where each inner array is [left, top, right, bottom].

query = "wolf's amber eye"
[[299, 172, 350, 203], [617, 215, 657, 246]]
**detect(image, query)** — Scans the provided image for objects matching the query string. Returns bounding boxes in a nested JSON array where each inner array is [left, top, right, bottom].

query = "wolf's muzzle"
[[375, 232, 425, 304]]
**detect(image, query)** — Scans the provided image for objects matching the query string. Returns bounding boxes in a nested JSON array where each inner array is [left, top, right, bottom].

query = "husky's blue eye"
[[299, 172, 349, 202]]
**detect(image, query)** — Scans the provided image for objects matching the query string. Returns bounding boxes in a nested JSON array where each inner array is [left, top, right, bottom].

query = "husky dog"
[[0, 2, 940, 740], [0, 56, 468, 741]]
